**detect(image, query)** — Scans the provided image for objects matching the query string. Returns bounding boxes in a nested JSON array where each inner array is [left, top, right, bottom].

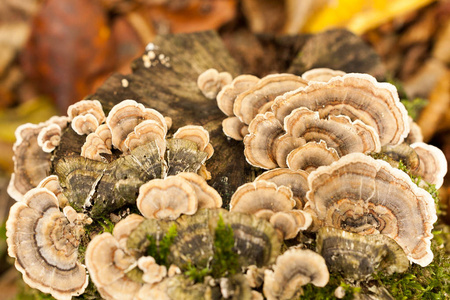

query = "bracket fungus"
[[255, 168, 309, 209], [301, 68, 346, 82], [263, 248, 329, 300], [306, 153, 437, 266], [269, 210, 312, 240], [271, 73, 410, 146], [316, 227, 409, 281], [230, 180, 296, 220], [286, 140, 340, 173], [411, 142, 448, 189], [217, 74, 260, 117], [67, 100, 105, 135], [123, 119, 167, 155], [37, 123, 64, 153], [197, 68, 233, 99], [8, 116, 68, 201], [6, 188, 89, 300], [37, 175, 69, 208]]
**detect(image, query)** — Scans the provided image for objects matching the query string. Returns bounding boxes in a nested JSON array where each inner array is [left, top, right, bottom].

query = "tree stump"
[[55, 29, 384, 206]]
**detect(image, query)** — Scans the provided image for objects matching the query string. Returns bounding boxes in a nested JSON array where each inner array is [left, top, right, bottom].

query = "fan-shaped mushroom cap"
[[8, 117, 67, 201], [6, 188, 88, 300], [68, 100, 105, 135], [287, 140, 340, 173], [85, 232, 141, 300], [263, 249, 329, 300], [37, 123, 63, 153], [81, 132, 112, 161], [269, 210, 312, 240], [244, 112, 285, 169], [106, 99, 167, 152], [272, 73, 410, 146], [173, 125, 211, 154], [284, 107, 381, 156], [316, 227, 409, 281], [255, 168, 309, 209], [124, 119, 166, 155], [176, 172, 222, 209], [222, 116, 250, 141], [234, 73, 308, 125], [95, 124, 112, 148], [37, 175, 68, 208], [411, 142, 448, 189], [217, 74, 260, 116], [138, 256, 167, 284], [197, 68, 233, 99], [230, 180, 295, 220], [306, 153, 437, 266], [136, 176, 198, 220], [271, 135, 306, 168], [301, 68, 346, 82], [113, 214, 145, 250]]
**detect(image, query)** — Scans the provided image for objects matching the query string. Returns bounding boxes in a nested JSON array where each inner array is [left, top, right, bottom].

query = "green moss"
[[0, 222, 6, 241], [146, 223, 177, 267], [400, 98, 428, 121]]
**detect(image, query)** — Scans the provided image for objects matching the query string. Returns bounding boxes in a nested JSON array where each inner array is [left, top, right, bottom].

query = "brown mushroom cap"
[[6, 188, 88, 299], [272, 73, 410, 146], [263, 249, 329, 300], [197, 68, 233, 99], [217, 74, 259, 116], [286, 140, 340, 173], [284, 107, 381, 156], [255, 168, 309, 209], [301, 68, 346, 82], [244, 112, 285, 169], [136, 176, 198, 220], [124, 119, 166, 155], [176, 172, 222, 209], [271, 135, 306, 168], [411, 142, 448, 189], [85, 232, 142, 300], [68, 100, 105, 135], [306, 153, 437, 266], [37, 175, 68, 208], [234, 73, 308, 125], [222, 116, 250, 141], [95, 124, 113, 149], [229, 180, 295, 220], [106, 99, 167, 152]]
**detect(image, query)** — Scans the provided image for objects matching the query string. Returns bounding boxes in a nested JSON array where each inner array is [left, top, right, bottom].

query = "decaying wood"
[[55, 29, 384, 206]]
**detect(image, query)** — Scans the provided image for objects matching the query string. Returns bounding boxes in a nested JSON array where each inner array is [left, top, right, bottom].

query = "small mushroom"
[[263, 249, 329, 300], [85, 232, 142, 300], [106, 99, 167, 152], [8, 116, 68, 201], [137, 256, 168, 284], [234, 73, 308, 125], [37, 123, 63, 152], [287, 140, 340, 173], [255, 168, 309, 209], [301, 68, 346, 82], [112, 214, 145, 250], [67, 100, 105, 135], [95, 124, 113, 148], [222, 116, 250, 141], [197, 68, 233, 99], [243, 112, 285, 169], [136, 176, 198, 220], [176, 172, 222, 209], [123, 119, 166, 155], [217, 74, 260, 116], [306, 153, 437, 266], [173, 125, 212, 157], [283, 107, 381, 156], [411, 142, 448, 189], [6, 188, 89, 300], [269, 210, 312, 240], [81, 132, 112, 161], [316, 227, 409, 281], [229, 180, 295, 220], [37, 175, 68, 208], [272, 73, 410, 146]]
